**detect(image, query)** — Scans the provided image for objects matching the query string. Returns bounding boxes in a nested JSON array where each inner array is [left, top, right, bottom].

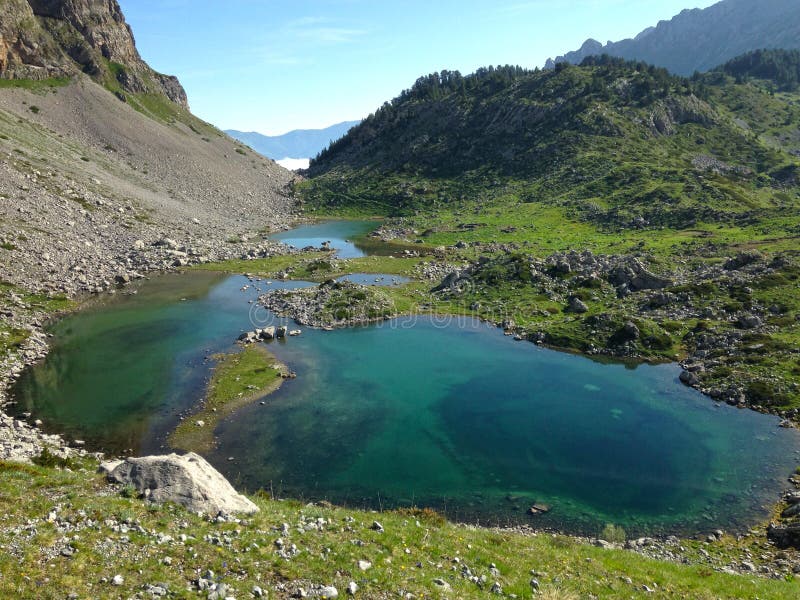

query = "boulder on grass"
[[106, 452, 258, 515]]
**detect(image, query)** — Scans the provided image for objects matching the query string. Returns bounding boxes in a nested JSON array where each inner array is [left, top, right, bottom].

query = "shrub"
[[396, 506, 446, 526], [600, 523, 627, 543], [32, 448, 76, 470]]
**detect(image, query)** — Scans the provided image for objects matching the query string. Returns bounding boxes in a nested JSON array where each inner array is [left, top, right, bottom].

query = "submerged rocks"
[[106, 452, 259, 515], [527, 503, 551, 516]]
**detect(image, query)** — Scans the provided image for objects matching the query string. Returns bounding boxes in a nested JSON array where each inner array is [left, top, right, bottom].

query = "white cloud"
[[276, 157, 310, 171], [283, 16, 367, 45]]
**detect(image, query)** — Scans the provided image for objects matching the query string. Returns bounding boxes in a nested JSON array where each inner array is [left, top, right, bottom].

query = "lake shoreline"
[[3, 222, 800, 580]]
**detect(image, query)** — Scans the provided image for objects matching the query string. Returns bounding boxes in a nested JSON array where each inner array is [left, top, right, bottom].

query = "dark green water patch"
[[11, 272, 800, 536]]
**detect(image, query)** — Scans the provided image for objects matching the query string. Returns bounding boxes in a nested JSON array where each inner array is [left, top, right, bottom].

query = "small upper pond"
[[11, 221, 800, 536], [269, 220, 379, 258]]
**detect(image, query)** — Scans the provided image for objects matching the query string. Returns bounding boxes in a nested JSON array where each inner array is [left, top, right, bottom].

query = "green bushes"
[[599, 523, 627, 543]]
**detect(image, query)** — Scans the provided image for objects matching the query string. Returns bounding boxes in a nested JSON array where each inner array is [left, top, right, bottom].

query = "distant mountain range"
[[547, 0, 800, 75], [226, 121, 360, 161]]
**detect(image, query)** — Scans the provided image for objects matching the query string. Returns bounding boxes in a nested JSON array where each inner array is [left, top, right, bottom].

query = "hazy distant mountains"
[[226, 121, 360, 162], [547, 0, 800, 75]]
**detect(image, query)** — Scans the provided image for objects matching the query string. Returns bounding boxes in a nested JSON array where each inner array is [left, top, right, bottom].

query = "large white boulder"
[[106, 452, 258, 515]]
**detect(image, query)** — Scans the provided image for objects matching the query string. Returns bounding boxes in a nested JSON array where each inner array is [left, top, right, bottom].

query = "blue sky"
[[118, 0, 717, 135]]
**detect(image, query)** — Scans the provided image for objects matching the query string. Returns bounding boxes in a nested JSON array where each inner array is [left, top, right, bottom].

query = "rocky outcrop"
[[0, 0, 187, 106], [0, 0, 74, 80], [608, 258, 673, 293], [648, 95, 716, 136], [260, 280, 396, 329], [105, 453, 259, 515], [768, 522, 800, 549]]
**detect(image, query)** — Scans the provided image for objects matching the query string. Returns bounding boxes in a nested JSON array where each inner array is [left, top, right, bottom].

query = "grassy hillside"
[[303, 56, 799, 223]]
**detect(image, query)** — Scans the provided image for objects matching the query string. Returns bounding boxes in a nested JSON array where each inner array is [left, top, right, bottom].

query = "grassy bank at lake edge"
[[169, 344, 288, 454], [2, 456, 800, 599]]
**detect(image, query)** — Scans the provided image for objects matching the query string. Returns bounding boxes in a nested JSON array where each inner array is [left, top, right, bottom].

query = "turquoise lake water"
[[11, 221, 800, 535], [11, 271, 800, 535]]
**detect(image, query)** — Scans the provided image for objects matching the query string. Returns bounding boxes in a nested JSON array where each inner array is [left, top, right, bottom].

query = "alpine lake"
[[11, 220, 800, 536]]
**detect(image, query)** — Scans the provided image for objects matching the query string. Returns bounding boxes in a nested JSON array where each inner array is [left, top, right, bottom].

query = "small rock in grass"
[[111, 574, 124, 586], [318, 585, 338, 598]]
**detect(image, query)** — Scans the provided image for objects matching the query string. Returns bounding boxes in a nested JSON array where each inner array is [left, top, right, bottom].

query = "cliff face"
[[547, 0, 800, 75], [0, 0, 187, 106]]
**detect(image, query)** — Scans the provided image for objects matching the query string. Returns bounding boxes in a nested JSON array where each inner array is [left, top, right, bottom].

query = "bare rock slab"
[[107, 452, 259, 515]]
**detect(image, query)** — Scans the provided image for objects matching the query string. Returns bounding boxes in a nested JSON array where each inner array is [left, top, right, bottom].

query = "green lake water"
[[10, 220, 800, 535]]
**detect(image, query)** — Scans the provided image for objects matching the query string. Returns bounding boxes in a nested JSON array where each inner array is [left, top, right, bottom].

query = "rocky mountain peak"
[[0, 0, 187, 106]]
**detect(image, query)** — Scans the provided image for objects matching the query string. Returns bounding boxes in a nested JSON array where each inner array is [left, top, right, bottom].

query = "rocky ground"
[[260, 280, 397, 329]]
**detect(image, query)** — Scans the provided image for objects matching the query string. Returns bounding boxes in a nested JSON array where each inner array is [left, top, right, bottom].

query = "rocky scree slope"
[[546, 0, 800, 76], [0, 78, 296, 297], [0, 0, 298, 462]]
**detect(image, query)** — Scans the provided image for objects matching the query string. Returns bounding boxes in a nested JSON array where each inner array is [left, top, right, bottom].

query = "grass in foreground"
[[0, 458, 798, 599], [169, 345, 286, 453]]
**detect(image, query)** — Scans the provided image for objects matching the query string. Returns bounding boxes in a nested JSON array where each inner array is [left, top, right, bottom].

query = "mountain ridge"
[[226, 120, 360, 160], [546, 0, 800, 76]]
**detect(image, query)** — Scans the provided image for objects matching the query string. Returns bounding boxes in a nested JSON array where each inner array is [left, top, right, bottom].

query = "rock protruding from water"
[[768, 522, 800, 549], [106, 452, 259, 515]]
